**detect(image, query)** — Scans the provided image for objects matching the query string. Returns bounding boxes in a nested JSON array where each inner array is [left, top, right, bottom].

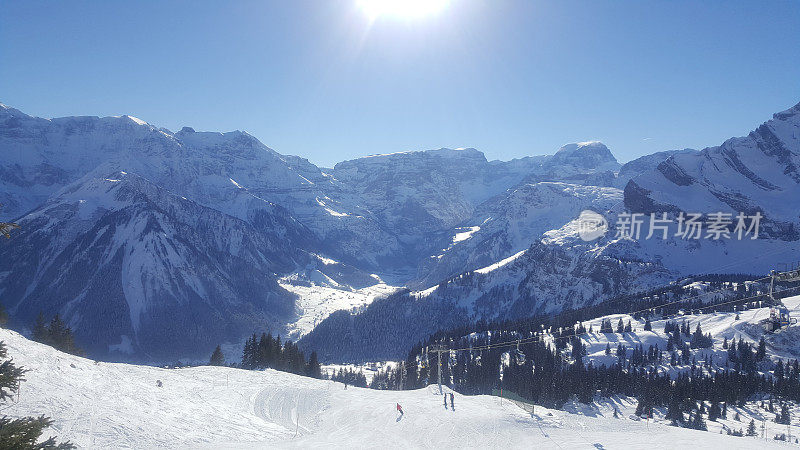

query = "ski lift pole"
[[399, 361, 405, 391], [769, 270, 776, 304], [437, 346, 443, 394], [430, 343, 446, 394]]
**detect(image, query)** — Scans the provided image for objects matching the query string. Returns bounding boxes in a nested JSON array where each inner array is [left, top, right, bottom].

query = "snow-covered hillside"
[[0, 101, 667, 362], [280, 280, 397, 339], [576, 295, 800, 367], [1, 327, 787, 449]]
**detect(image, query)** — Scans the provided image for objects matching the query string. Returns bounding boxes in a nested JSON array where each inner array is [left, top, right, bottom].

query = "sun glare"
[[357, 0, 450, 20]]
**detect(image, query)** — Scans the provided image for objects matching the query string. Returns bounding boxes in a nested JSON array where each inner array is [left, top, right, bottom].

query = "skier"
[[397, 403, 404, 416], [444, 393, 448, 409], [450, 392, 454, 411]]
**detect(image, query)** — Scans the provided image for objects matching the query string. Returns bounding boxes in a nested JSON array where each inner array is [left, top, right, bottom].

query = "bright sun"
[[357, 0, 450, 20]]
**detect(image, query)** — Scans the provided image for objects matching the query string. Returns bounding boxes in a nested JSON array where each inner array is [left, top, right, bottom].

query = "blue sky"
[[2, 0, 799, 167]]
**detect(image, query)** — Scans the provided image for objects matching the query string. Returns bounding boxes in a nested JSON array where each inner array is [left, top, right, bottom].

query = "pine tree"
[[30, 314, 81, 355], [690, 408, 707, 431], [32, 313, 48, 344], [666, 397, 684, 425], [305, 351, 322, 379], [616, 319, 624, 333], [0, 341, 73, 449], [774, 360, 785, 380], [708, 401, 721, 422], [776, 403, 790, 425], [643, 318, 652, 332], [746, 419, 757, 436], [756, 337, 766, 362], [241, 334, 256, 369], [209, 345, 225, 366], [690, 323, 711, 349]]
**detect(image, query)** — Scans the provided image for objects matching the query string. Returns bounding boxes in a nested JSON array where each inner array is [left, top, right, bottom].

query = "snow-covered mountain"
[[625, 103, 800, 239], [0, 103, 401, 270], [301, 102, 800, 362], [3, 100, 798, 363], [531, 141, 621, 185], [414, 182, 624, 288], [330, 145, 621, 260], [300, 240, 674, 362], [615, 148, 698, 188], [0, 102, 636, 360], [0, 167, 317, 360]]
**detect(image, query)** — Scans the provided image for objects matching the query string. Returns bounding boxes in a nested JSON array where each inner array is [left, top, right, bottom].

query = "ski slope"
[[1, 329, 787, 449]]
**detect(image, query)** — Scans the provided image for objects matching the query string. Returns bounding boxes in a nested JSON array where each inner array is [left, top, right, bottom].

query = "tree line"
[[239, 332, 322, 379]]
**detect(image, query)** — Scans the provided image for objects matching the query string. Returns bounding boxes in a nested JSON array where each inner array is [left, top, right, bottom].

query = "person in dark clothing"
[[397, 403, 404, 416], [450, 392, 454, 411]]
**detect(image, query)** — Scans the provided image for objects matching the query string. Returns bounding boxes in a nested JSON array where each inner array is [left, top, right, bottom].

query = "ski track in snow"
[[1, 327, 792, 449]]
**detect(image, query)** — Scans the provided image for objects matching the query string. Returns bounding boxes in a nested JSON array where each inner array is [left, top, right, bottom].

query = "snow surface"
[[452, 226, 480, 244], [474, 249, 527, 274], [1, 327, 785, 449], [280, 282, 398, 339]]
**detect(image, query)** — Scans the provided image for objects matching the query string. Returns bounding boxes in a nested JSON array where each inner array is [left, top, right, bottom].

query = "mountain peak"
[[551, 141, 619, 169], [773, 101, 800, 121], [347, 147, 486, 162], [120, 115, 148, 126], [555, 141, 610, 155], [0, 102, 31, 120]]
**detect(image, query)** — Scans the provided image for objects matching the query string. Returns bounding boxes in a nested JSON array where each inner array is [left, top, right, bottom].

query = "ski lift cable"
[[421, 264, 794, 357], [686, 246, 796, 277], [445, 276, 774, 352], [626, 274, 773, 317], [418, 235, 796, 356], [416, 268, 796, 355], [441, 281, 800, 354], [688, 284, 800, 314], [622, 245, 796, 317]]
